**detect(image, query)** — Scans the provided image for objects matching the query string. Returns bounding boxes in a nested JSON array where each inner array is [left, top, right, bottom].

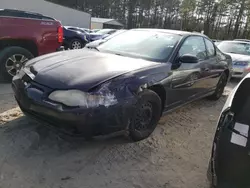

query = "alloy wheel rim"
[[5, 54, 28, 76], [72, 41, 82, 49]]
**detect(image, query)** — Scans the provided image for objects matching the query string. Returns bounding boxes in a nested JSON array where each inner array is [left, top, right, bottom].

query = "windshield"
[[217, 41, 250, 56], [98, 30, 181, 62], [104, 30, 126, 40], [95, 29, 115, 35]]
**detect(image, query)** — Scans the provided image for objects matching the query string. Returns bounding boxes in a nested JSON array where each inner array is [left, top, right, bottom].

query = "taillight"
[[58, 26, 63, 43], [245, 66, 250, 72]]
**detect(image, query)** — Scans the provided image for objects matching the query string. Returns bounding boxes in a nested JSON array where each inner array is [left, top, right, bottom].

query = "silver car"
[[86, 30, 127, 48], [217, 40, 250, 78]]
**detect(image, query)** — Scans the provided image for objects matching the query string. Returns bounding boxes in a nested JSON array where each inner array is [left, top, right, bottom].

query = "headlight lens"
[[48, 90, 117, 108]]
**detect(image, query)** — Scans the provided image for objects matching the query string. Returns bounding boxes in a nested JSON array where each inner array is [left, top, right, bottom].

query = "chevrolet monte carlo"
[[12, 29, 232, 141]]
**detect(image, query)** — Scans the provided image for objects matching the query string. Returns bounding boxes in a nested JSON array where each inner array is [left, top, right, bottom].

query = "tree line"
[[48, 0, 250, 40]]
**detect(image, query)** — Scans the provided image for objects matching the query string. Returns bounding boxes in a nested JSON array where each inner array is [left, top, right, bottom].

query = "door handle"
[[204, 68, 210, 72]]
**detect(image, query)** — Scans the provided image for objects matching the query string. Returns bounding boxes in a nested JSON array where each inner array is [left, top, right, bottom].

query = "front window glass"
[[98, 30, 181, 62], [205, 39, 215, 57], [179, 36, 207, 60]]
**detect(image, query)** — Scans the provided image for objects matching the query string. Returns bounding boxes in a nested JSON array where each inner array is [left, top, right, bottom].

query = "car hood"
[[226, 53, 250, 62], [24, 49, 159, 91], [88, 33, 103, 39]]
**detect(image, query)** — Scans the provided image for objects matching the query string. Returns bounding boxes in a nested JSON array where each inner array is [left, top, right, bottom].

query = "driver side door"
[[167, 36, 211, 107]]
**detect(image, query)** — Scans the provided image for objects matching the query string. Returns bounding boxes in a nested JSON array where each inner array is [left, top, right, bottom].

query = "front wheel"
[[128, 90, 162, 142], [207, 72, 228, 101], [0, 46, 34, 82]]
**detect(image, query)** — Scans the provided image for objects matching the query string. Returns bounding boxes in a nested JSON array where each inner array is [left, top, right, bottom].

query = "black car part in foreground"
[[208, 73, 250, 188], [13, 29, 232, 142]]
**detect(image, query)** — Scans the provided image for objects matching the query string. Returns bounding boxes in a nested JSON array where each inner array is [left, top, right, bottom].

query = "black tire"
[[128, 89, 162, 142], [0, 46, 34, 82], [69, 38, 84, 49], [207, 72, 228, 101]]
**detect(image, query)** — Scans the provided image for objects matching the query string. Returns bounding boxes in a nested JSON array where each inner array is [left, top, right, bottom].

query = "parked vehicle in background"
[[207, 73, 250, 188], [79, 28, 92, 33], [13, 29, 231, 141], [0, 9, 63, 82], [95, 29, 117, 35], [91, 29, 101, 33], [212, 40, 222, 46], [64, 26, 88, 34], [217, 40, 250, 78], [65, 26, 92, 34], [234, 39, 250, 42], [88, 29, 117, 41], [214, 41, 221, 46], [63, 26, 88, 49], [86, 29, 127, 48], [212, 39, 221, 43]]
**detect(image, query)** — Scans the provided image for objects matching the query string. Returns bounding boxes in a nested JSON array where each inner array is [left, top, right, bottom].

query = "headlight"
[[48, 90, 117, 108]]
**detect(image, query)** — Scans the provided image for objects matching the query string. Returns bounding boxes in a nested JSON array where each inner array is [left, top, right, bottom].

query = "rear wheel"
[[207, 72, 228, 100], [0, 46, 34, 82], [128, 90, 162, 142], [70, 39, 84, 49]]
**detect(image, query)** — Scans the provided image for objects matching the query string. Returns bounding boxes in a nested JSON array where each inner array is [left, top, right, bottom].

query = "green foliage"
[[47, 0, 250, 39]]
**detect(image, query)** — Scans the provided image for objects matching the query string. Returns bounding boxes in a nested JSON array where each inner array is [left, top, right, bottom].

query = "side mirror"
[[179, 54, 199, 63]]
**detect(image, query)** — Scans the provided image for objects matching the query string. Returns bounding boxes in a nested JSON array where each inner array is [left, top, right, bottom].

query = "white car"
[[86, 29, 127, 48], [217, 40, 250, 78]]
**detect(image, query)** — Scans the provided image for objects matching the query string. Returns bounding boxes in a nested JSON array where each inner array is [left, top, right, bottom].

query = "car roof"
[[65, 26, 78, 28], [131, 28, 207, 37], [64, 26, 79, 30], [234, 39, 250, 42], [0, 8, 43, 16], [0, 8, 55, 20], [98, 29, 116, 31]]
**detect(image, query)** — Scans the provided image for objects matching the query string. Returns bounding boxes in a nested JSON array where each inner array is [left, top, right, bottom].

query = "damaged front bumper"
[[12, 75, 136, 137]]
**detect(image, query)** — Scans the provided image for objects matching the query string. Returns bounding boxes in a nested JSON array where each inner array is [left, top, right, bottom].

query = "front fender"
[[95, 63, 172, 98]]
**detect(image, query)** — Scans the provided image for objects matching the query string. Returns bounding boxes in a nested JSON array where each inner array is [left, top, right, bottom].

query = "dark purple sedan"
[[12, 29, 231, 141]]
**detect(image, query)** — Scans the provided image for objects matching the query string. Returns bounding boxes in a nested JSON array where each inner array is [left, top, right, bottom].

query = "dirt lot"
[[0, 81, 237, 188]]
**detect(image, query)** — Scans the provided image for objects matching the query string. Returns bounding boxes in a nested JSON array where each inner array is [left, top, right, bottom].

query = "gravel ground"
[[0, 81, 238, 188]]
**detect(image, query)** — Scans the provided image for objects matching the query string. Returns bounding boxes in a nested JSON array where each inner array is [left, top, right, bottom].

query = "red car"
[[0, 9, 63, 82]]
